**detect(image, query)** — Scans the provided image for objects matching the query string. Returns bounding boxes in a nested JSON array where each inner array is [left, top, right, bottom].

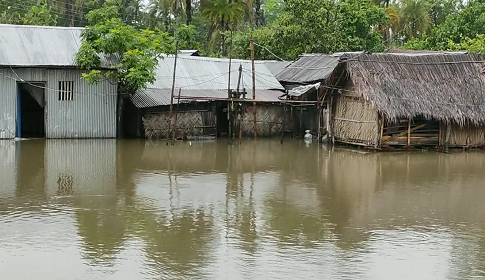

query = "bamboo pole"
[[250, 39, 257, 139], [407, 117, 411, 147], [167, 14, 179, 145], [445, 123, 451, 152], [227, 32, 233, 145], [281, 100, 287, 144], [171, 88, 182, 146]]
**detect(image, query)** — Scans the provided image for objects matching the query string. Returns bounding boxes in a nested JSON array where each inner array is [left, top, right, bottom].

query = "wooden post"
[[444, 123, 451, 152], [281, 101, 287, 144], [317, 104, 321, 143], [167, 18, 179, 145], [227, 35, 233, 145], [327, 96, 333, 143], [171, 88, 181, 145], [407, 117, 411, 148], [250, 39, 257, 139]]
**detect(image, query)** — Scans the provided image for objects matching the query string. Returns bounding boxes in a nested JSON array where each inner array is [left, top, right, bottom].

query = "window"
[[59, 81, 74, 101]]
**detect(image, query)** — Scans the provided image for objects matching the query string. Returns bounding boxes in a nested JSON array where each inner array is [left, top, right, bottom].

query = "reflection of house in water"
[[324, 150, 485, 238], [0, 141, 16, 198]]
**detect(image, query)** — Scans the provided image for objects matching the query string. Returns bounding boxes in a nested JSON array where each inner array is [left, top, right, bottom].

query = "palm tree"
[[201, 0, 245, 55], [399, 0, 431, 40], [384, 5, 401, 45]]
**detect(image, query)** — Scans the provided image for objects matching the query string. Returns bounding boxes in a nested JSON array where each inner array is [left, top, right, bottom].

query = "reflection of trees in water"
[[74, 196, 126, 264], [263, 198, 332, 248], [125, 203, 215, 278]]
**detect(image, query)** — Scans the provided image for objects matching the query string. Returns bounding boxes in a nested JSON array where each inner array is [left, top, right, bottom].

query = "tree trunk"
[[255, 0, 262, 27], [186, 0, 192, 25]]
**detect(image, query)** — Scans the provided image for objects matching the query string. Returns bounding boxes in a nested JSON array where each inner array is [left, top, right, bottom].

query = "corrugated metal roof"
[[131, 56, 285, 108], [384, 49, 468, 56], [0, 24, 114, 67], [149, 55, 284, 91], [276, 53, 342, 84], [131, 88, 285, 108], [0, 24, 82, 66], [262, 60, 291, 76]]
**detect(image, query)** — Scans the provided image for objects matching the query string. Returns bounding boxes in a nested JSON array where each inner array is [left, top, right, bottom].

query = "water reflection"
[[1, 139, 485, 279]]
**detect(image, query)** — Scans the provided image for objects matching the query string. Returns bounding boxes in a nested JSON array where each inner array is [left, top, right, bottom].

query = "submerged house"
[[328, 52, 485, 149], [275, 53, 352, 138], [0, 24, 118, 139], [126, 56, 287, 139]]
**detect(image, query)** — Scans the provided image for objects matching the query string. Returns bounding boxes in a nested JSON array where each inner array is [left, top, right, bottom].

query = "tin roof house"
[[0, 24, 118, 139], [125, 55, 287, 139]]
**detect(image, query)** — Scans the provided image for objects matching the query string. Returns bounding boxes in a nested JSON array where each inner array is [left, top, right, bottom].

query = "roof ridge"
[[0, 24, 84, 30]]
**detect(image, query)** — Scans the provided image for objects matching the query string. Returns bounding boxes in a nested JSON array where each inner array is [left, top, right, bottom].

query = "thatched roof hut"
[[328, 52, 485, 149], [343, 52, 485, 126]]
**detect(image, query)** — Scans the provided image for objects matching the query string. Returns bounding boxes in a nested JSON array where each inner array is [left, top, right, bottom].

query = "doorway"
[[216, 102, 229, 137], [17, 82, 46, 138]]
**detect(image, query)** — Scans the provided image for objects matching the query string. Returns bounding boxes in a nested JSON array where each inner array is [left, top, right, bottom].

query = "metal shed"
[[0, 24, 117, 139]]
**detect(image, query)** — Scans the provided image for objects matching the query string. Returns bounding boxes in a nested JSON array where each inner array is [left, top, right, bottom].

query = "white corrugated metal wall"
[[0, 67, 117, 138], [0, 68, 17, 138]]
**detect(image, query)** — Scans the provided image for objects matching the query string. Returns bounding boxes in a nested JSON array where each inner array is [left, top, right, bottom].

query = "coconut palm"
[[399, 0, 431, 40], [201, 0, 246, 55]]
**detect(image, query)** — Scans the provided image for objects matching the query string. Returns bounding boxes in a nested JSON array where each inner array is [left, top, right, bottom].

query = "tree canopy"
[[1, 0, 484, 61]]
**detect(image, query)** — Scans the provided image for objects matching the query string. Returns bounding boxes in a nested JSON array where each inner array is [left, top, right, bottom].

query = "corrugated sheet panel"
[[131, 88, 286, 108], [0, 67, 117, 138], [0, 141, 16, 197], [44, 69, 117, 138], [262, 60, 291, 76], [0, 24, 114, 67], [0, 24, 82, 66], [149, 56, 284, 91], [276, 53, 342, 84], [0, 68, 17, 138]]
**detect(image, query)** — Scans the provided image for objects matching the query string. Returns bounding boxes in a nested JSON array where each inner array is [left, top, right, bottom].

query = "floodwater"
[[1, 139, 485, 280]]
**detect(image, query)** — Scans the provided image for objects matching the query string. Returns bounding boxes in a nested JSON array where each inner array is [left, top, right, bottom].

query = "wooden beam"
[[382, 123, 427, 143]]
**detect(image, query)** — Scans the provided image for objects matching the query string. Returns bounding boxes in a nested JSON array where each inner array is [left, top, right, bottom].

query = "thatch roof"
[[342, 53, 485, 125]]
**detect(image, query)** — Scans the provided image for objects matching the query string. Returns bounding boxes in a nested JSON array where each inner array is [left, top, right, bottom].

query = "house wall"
[[0, 67, 117, 139], [142, 110, 216, 139], [449, 124, 485, 147], [333, 95, 379, 146], [241, 104, 285, 137]]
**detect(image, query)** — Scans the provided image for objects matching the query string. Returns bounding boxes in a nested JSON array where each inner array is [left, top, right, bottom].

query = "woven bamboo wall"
[[142, 111, 215, 139], [449, 124, 485, 147], [241, 104, 285, 137], [333, 95, 378, 146]]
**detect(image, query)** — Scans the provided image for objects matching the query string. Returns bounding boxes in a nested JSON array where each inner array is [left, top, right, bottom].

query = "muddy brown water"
[[1, 139, 485, 280]]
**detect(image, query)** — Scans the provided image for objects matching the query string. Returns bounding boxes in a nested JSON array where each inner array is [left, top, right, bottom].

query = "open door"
[[17, 82, 46, 138], [216, 102, 229, 137]]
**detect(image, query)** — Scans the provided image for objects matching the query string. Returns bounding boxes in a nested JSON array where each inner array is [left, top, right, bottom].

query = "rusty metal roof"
[[276, 53, 342, 84], [131, 88, 285, 108]]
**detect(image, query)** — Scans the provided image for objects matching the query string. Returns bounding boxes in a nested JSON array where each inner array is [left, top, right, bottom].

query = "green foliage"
[[398, 0, 432, 39], [75, 2, 174, 93], [230, 0, 387, 60], [0, 0, 57, 25], [176, 24, 200, 50], [405, 1, 485, 50]]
